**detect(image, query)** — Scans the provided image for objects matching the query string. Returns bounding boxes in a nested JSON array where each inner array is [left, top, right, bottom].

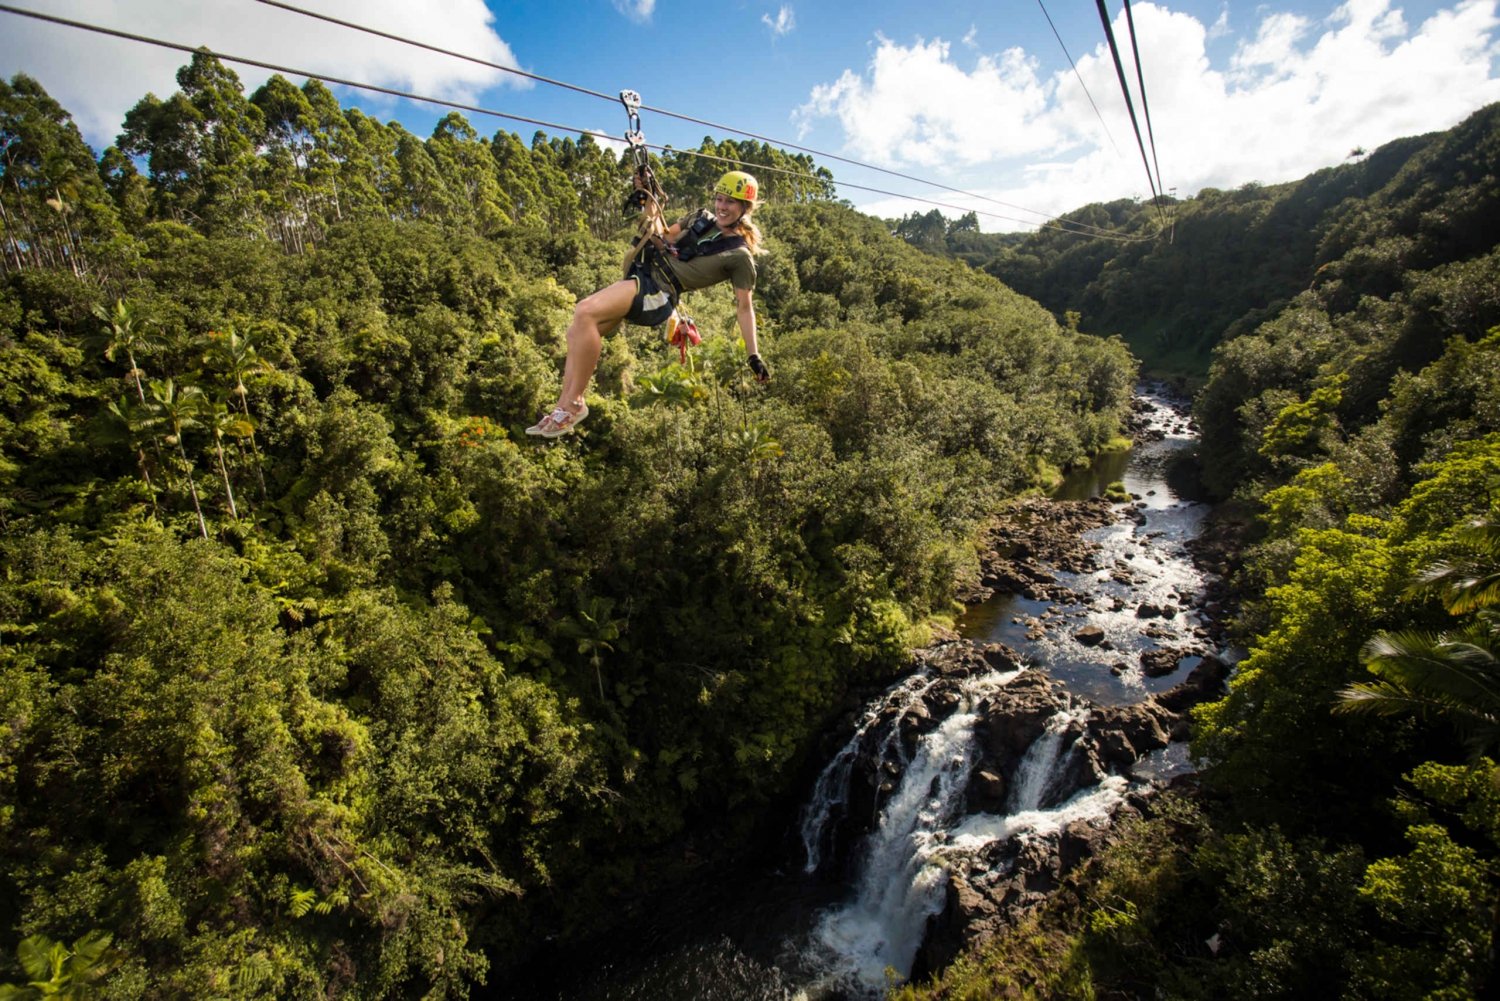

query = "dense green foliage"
[[0, 59, 1135, 996], [900, 106, 1500, 1001]]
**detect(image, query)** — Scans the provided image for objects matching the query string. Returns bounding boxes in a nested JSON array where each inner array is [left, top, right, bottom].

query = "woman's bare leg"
[[557, 279, 636, 412]]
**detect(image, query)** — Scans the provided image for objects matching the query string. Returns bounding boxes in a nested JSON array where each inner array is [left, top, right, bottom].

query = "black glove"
[[747, 353, 770, 383]]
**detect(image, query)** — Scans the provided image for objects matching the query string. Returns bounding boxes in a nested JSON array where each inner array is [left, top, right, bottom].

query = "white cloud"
[[793, 34, 1057, 168], [0, 0, 526, 149], [762, 5, 795, 37], [613, 0, 655, 24], [589, 130, 630, 158], [801, 0, 1500, 230], [1207, 4, 1231, 40]]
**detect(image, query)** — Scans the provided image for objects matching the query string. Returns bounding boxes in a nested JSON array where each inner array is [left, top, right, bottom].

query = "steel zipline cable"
[[0, 2, 1151, 242], [1121, 0, 1167, 217], [1035, 0, 1120, 157], [248, 0, 1142, 236], [1094, 0, 1167, 227]]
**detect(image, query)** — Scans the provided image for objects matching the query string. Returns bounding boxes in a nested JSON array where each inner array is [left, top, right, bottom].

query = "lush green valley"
[[895, 105, 1500, 1000], [0, 57, 1137, 996]]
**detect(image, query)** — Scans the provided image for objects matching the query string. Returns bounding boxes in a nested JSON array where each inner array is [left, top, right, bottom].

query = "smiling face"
[[713, 192, 747, 229]]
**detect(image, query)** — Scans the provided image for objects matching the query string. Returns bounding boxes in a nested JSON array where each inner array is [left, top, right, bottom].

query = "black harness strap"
[[671, 209, 746, 260]]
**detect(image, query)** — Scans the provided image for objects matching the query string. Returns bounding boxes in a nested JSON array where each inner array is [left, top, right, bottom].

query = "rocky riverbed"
[[797, 487, 1232, 993], [792, 387, 1234, 994]]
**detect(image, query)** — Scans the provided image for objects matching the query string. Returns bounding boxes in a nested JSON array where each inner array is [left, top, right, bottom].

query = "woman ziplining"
[[526, 167, 771, 438]]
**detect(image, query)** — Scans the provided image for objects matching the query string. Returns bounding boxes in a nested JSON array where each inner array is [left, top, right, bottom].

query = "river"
[[502, 384, 1217, 1001]]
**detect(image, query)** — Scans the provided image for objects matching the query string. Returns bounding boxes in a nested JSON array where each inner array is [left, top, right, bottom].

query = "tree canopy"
[[0, 61, 1135, 996]]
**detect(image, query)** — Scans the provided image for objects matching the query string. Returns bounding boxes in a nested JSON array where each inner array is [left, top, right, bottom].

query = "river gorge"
[[506, 384, 1237, 1000]]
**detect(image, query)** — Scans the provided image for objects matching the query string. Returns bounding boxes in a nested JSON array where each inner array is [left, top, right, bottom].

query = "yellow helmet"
[[714, 170, 759, 204]]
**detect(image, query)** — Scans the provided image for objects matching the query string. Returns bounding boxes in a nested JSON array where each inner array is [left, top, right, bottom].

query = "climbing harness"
[[669, 209, 746, 262], [618, 92, 755, 368], [619, 88, 704, 365]]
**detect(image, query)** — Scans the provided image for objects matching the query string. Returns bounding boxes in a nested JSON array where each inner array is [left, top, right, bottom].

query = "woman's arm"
[[734, 286, 758, 355], [735, 287, 769, 382]]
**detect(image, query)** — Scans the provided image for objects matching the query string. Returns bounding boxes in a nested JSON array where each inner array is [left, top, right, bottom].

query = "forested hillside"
[[0, 54, 1136, 996], [898, 106, 1500, 1000], [899, 104, 1499, 387]]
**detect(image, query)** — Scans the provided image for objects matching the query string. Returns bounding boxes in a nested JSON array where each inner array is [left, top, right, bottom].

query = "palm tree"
[[203, 396, 255, 522], [559, 596, 623, 701], [1339, 519, 1500, 1001], [93, 299, 157, 404], [146, 378, 209, 539], [97, 300, 181, 493], [203, 324, 273, 498], [102, 395, 160, 518], [1335, 518, 1500, 758]]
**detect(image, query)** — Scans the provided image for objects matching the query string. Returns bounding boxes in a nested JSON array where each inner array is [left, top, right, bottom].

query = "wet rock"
[[925, 687, 962, 715], [914, 875, 1002, 981], [981, 644, 1022, 673], [1155, 655, 1230, 712], [967, 769, 1007, 813], [1139, 647, 1185, 678], [1092, 728, 1137, 771], [1074, 625, 1106, 647], [973, 673, 1069, 780], [899, 704, 938, 755], [1107, 700, 1173, 747], [1059, 816, 1116, 874], [1054, 739, 1108, 801]]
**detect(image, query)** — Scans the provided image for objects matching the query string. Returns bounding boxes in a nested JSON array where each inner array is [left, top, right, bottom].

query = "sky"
[[2, 0, 1499, 231]]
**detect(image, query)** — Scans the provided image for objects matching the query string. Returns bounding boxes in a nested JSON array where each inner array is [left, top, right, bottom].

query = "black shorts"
[[624, 260, 678, 326]]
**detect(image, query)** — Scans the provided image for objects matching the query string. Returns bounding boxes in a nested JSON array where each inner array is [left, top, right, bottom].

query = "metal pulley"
[[619, 87, 664, 218]]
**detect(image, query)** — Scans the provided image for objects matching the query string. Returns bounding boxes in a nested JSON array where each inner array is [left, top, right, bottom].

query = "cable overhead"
[[669, 143, 1146, 239], [1121, 0, 1166, 213], [0, 3, 1149, 243], [1094, 0, 1165, 226], [251, 0, 619, 105], [250, 0, 1099, 230], [1036, 0, 1120, 156], [0, 4, 622, 142]]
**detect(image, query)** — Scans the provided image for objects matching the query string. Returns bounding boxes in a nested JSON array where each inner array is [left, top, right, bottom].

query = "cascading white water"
[[1008, 706, 1089, 812], [798, 671, 1020, 995], [945, 775, 1129, 855], [799, 693, 1130, 999], [798, 669, 949, 875]]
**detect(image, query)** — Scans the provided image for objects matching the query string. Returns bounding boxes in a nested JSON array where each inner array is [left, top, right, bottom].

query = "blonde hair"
[[734, 205, 761, 254]]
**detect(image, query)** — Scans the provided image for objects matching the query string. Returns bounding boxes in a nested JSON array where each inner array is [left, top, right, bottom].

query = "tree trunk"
[[175, 439, 209, 539], [213, 441, 239, 521], [136, 446, 159, 519]]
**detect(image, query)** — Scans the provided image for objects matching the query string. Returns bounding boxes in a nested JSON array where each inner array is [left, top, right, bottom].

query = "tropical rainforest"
[[0, 54, 1139, 997], [893, 104, 1500, 999], [4, 42, 1499, 999]]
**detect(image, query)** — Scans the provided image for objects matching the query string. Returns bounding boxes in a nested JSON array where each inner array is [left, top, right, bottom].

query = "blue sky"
[[3, 0, 1498, 230]]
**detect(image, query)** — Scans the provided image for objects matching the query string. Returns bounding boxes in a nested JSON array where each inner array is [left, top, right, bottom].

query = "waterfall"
[[797, 670, 1016, 995], [1007, 706, 1088, 812], [798, 669, 945, 875], [806, 696, 985, 992], [799, 692, 1127, 999]]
